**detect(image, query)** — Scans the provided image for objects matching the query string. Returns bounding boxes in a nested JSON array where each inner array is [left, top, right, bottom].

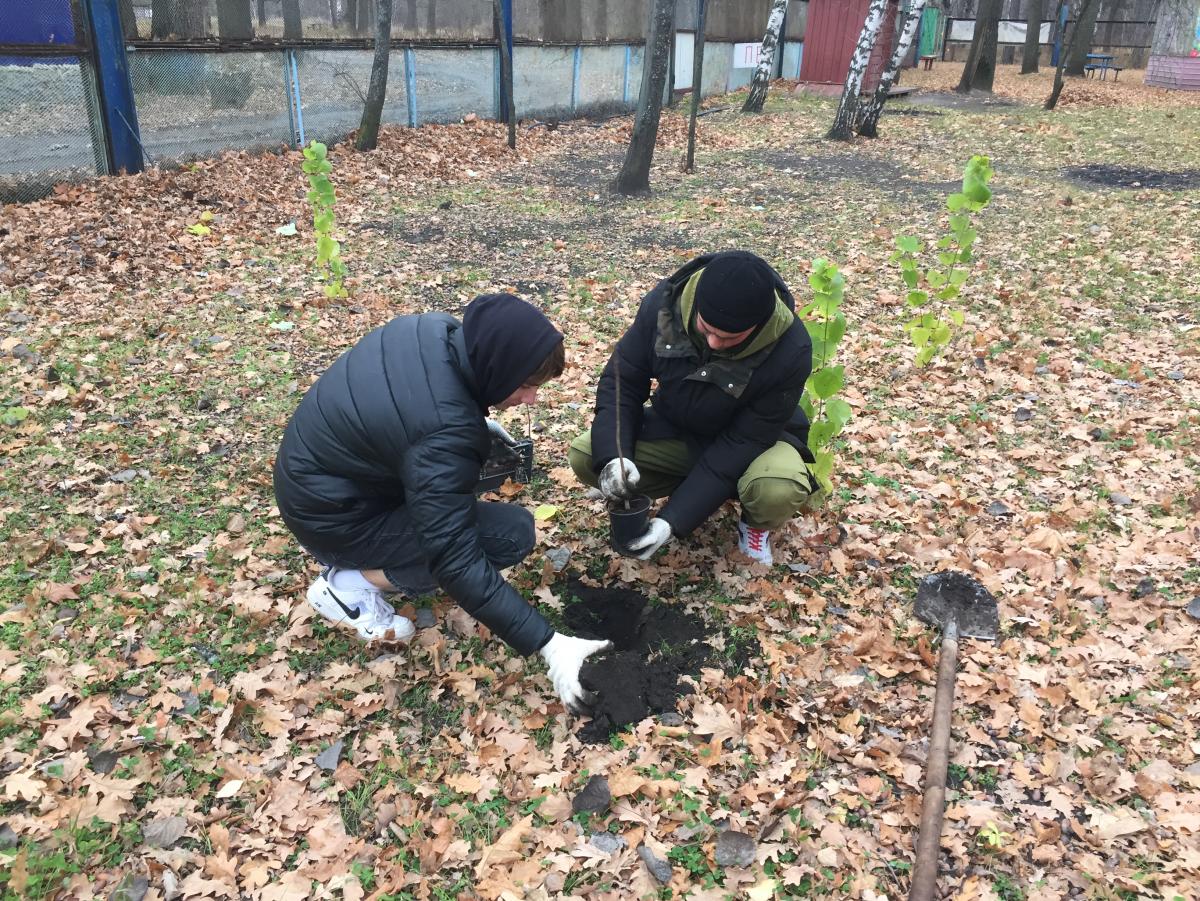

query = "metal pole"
[[572, 44, 582, 112], [82, 0, 143, 175], [289, 50, 306, 146], [499, 0, 514, 120], [404, 47, 417, 126]]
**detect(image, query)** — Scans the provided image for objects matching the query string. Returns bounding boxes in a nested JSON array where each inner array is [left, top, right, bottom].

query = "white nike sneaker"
[[306, 569, 415, 643], [738, 520, 773, 566]]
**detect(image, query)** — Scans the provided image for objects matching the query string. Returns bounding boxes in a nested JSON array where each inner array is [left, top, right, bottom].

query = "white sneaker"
[[738, 520, 773, 566], [306, 569, 415, 643]]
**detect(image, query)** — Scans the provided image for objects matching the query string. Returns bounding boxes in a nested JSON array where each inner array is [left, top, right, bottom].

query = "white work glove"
[[539, 632, 613, 711], [628, 518, 673, 560], [486, 418, 519, 447], [599, 458, 640, 501]]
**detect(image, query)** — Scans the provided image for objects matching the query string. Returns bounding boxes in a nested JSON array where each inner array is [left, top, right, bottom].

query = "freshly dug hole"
[[560, 580, 758, 743]]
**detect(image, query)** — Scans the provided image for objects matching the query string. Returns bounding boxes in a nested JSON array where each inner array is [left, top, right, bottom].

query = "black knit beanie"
[[693, 251, 778, 333], [462, 294, 563, 408]]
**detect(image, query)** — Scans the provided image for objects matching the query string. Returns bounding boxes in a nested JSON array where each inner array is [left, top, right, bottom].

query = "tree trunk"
[[685, 0, 708, 171], [329, 0, 339, 29], [257, 0, 266, 27], [956, 0, 1001, 92], [117, 0, 138, 38], [857, 0, 927, 138], [742, 0, 789, 113], [283, 0, 303, 38], [1046, 0, 1099, 108], [1021, 0, 1043, 73], [1065, 0, 1101, 75], [613, 0, 677, 195], [1150, 0, 1200, 56], [355, 0, 393, 150], [493, 0, 516, 149], [972, 1, 1001, 90], [827, 0, 888, 141], [217, 0, 254, 38], [668, 29, 678, 106], [347, 0, 359, 32]]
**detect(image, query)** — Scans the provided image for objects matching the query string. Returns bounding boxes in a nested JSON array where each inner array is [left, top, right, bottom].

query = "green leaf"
[[895, 235, 921, 254], [824, 312, 847, 347], [914, 345, 936, 367], [799, 395, 816, 421], [948, 268, 970, 287], [533, 504, 559, 521], [826, 397, 853, 430], [275, 222, 298, 236], [906, 290, 929, 307], [810, 450, 834, 486], [937, 252, 957, 267], [946, 192, 969, 212], [949, 309, 965, 326], [808, 365, 845, 400], [902, 269, 919, 289], [809, 420, 837, 450], [910, 327, 931, 347], [936, 285, 960, 301], [316, 234, 338, 263], [187, 223, 211, 236], [936, 236, 955, 250], [925, 270, 947, 290], [931, 322, 953, 345]]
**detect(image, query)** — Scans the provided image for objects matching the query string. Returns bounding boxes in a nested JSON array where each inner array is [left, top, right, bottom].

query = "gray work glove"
[[539, 632, 613, 711], [628, 518, 673, 560], [486, 418, 519, 447], [598, 458, 640, 501]]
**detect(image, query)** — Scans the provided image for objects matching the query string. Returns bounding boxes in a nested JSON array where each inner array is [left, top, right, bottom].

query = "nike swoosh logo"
[[329, 589, 360, 620]]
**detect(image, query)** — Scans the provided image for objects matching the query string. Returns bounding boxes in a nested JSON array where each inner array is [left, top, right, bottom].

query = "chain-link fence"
[[1, 0, 800, 204], [0, 0, 109, 203]]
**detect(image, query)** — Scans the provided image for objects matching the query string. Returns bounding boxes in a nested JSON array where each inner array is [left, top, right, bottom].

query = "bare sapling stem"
[[613, 349, 630, 510]]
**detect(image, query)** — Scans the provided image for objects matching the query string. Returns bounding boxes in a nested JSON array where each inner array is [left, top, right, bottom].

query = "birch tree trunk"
[[742, 0, 789, 113], [355, 0, 393, 151], [1021, 0, 1044, 73], [614, 0, 677, 195], [857, 0, 927, 138], [827, 0, 889, 141], [956, 0, 1001, 92]]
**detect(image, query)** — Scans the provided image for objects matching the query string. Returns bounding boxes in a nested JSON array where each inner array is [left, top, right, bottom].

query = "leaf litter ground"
[[0, 65, 1198, 900]]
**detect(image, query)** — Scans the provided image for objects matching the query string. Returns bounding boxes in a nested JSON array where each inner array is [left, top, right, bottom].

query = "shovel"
[[907, 572, 1000, 901]]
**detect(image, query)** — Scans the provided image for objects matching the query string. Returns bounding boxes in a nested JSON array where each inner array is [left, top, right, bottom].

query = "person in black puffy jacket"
[[274, 294, 609, 710]]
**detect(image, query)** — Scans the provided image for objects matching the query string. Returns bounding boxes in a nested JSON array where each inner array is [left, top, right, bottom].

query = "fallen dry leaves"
[[0, 65, 1197, 900]]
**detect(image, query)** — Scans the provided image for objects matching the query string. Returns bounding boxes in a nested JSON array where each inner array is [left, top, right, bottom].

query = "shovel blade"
[[914, 571, 1000, 640]]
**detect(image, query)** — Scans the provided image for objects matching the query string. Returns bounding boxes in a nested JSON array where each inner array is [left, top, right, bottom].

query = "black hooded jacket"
[[273, 312, 555, 656], [591, 253, 813, 537]]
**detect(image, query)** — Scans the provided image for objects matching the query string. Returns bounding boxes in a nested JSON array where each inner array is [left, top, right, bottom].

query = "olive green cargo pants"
[[568, 430, 823, 530]]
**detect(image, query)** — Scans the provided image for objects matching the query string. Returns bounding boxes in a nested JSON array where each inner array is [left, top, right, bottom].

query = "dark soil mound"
[[560, 580, 758, 743], [1064, 164, 1200, 190]]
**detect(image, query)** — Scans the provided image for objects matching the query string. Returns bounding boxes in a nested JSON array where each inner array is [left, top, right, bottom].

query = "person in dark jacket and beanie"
[[569, 251, 822, 565], [274, 294, 610, 709]]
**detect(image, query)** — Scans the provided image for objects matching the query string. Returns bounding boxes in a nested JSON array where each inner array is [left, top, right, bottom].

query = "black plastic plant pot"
[[608, 494, 652, 557]]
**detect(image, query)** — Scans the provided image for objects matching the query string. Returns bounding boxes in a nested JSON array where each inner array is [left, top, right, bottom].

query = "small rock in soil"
[[657, 711, 684, 727], [109, 875, 150, 901], [714, 830, 757, 868], [1133, 579, 1156, 599], [590, 832, 626, 854], [1089, 427, 1107, 440], [1109, 492, 1133, 506], [786, 562, 810, 574], [109, 468, 141, 483], [543, 873, 565, 893], [985, 501, 1012, 517], [1167, 371, 1185, 381], [544, 547, 572, 573], [1014, 407, 1034, 422], [315, 739, 344, 772], [1185, 597, 1200, 621], [177, 691, 201, 716], [571, 775, 611, 815], [55, 606, 79, 622], [0, 823, 17, 850], [638, 844, 673, 883], [414, 608, 437, 629]]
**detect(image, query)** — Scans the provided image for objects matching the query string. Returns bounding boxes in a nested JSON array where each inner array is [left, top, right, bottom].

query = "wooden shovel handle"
[[908, 620, 959, 901]]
